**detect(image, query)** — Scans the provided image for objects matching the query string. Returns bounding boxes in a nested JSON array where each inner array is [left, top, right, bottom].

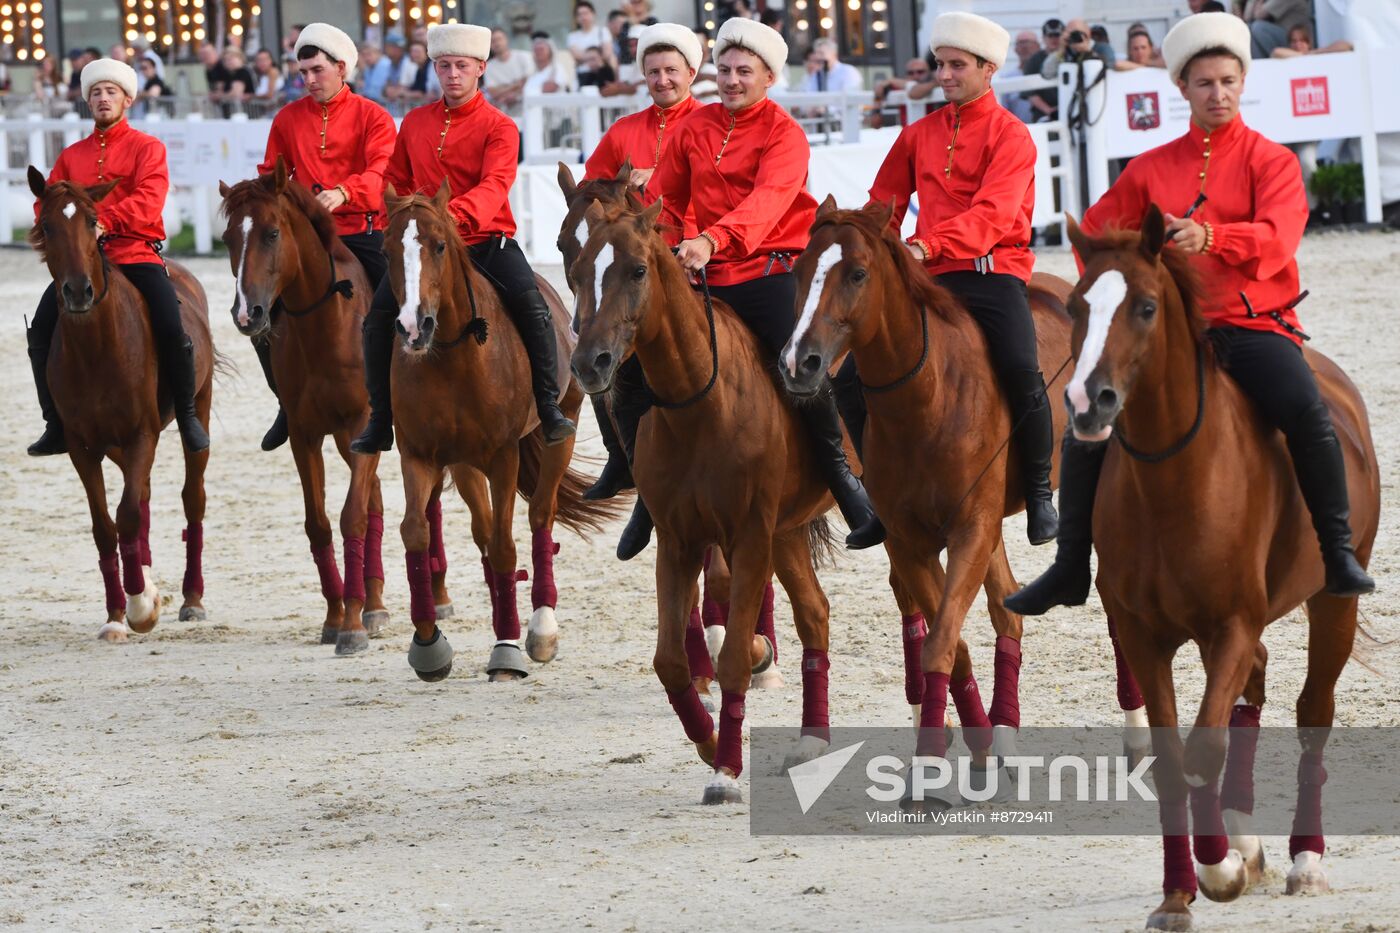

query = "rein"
[[1113, 341, 1208, 463], [280, 239, 355, 318], [434, 239, 490, 348], [649, 265, 719, 410], [859, 293, 929, 394]]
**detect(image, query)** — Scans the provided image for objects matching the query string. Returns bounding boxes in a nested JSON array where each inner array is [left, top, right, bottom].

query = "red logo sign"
[[1291, 77, 1330, 116], [1126, 92, 1160, 131]]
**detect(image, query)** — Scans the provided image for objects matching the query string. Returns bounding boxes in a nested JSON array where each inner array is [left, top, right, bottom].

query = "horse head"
[[220, 156, 321, 338], [782, 196, 942, 398], [1062, 203, 1201, 442], [568, 196, 666, 395], [556, 159, 640, 292], [383, 179, 462, 354], [28, 165, 119, 315]]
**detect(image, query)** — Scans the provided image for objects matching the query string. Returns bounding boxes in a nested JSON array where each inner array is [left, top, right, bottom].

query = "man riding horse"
[[1008, 11, 1374, 614], [353, 22, 575, 454], [26, 57, 208, 456], [866, 11, 1058, 548], [251, 22, 398, 451]]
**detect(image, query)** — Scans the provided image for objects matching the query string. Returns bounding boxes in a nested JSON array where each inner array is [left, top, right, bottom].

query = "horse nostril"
[[593, 351, 613, 374], [250, 304, 264, 321], [83, 283, 94, 301], [421, 316, 436, 335], [798, 353, 822, 377], [1096, 386, 1119, 411]]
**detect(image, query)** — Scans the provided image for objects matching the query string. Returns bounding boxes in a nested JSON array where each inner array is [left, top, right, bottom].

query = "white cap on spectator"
[[428, 23, 491, 61], [713, 17, 788, 77], [296, 23, 359, 81], [80, 58, 138, 100], [628, 24, 647, 41], [637, 23, 703, 72], [929, 11, 1010, 71], [1162, 12, 1251, 82]]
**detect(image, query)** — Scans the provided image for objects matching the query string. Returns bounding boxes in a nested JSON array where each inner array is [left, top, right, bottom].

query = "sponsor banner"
[[161, 119, 271, 188]]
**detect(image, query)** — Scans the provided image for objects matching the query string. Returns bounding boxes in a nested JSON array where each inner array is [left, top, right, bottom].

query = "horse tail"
[[213, 347, 239, 383], [805, 515, 838, 570], [515, 432, 629, 536]]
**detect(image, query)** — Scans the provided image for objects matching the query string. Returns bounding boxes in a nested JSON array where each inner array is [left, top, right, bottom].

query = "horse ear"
[[1065, 213, 1092, 258], [384, 183, 404, 212], [816, 194, 839, 220], [583, 198, 607, 229], [557, 161, 577, 198], [433, 178, 452, 211], [273, 155, 288, 193], [218, 180, 232, 199], [86, 179, 120, 203], [27, 165, 46, 199], [865, 198, 893, 231], [616, 159, 633, 184], [636, 197, 664, 231], [1140, 203, 1166, 258]]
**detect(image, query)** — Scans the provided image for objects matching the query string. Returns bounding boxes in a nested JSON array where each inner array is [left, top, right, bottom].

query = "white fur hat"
[[929, 11, 1010, 71], [428, 23, 491, 62], [80, 58, 137, 101], [637, 23, 703, 72], [713, 17, 788, 77], [1162, 12, 1252, 81], [296, 23, 359, 80]]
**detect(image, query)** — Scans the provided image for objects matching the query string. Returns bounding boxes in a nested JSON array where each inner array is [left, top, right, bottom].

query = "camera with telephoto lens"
[[1067, 29, 1088, 45]]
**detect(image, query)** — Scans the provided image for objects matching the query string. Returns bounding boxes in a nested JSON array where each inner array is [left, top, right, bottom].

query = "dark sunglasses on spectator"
[[906, 68, 930, 77]]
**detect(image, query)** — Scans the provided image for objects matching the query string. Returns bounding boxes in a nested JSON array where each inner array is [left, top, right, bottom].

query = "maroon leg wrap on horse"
[[1108, 616, 1145, 710], [1220, 703, 1261, 814], [902, 614, 926, 707], [365, 512, 385, 583], [989, 635, 1022, 729], [758, 581, 776, 664], [427, 498, 447, 575], [481, 555, 497, 605], [530, 526, 559, 610], [704, 598, 730, 631], [685, 607, 715, 680], [119, 535, 144, 595], [667, 683, 715, 743], [491, 569, 526, 641], [801, 649, 831, 741], [139, 500, 152, 566], [1190, 782, 1229, 866], [181, 524, 204, 597], [716, 689, 747, 777], [1160, 796, 1198, 894], [916, 671, 952, 758], [405, 550, 436, 624], [951, 673, 993, 753], [311, 542, 344, 602], [342, 536, 366, 604], [99, 551, 126, 612], [1289, 750, 1327, 857]]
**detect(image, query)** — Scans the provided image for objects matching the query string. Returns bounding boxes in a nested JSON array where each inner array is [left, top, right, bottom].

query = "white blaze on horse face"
[[398, 218, 423, 341], [235, 215, 253, 327], [785, 242, 843, 377], [593, 240, 614, 318], [574, 218, 588, 255], [1067, 269, 1128, 416], [62, 202, 77, 220]]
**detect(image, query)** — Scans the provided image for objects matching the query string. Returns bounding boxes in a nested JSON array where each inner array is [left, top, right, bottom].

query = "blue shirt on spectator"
[[359, 56, 393, 104]]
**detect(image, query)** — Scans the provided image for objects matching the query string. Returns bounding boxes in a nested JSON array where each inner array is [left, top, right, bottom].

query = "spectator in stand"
[[252, 48, 285, 104], [67, 48, 98, 103], [410, 25, 429, 46], [108, 43, 131, 67], [1115, 25, 1164, 70], [999, 31, 1041, 123], [282, 24, 305, 57], [1271, 24, 1355, 57], [1090, 24, 1112, 50], [624, 0, 657, 27], [483, 27, 534, 117], [1040, 17, 1115, 80], [691, 27, 720, 103], [33, 54, 63, 103], [130, 37, 163, 81], [871, 56, 933, 127], [800, 37, 862, 92], [1243, 1, 1313, 58], [358, 42, 393, 103], [567, 2, 616, 69], [726, 0, 758, 21], [576, 46, 618, 90], [135, 56, 172, 115], [401, 39, 441, 102], [524, 32, 575, 95], [382, 32, 408, 102], [760, 8, 786, 33], [220, 46, 256, 104], [602, 24, 645, 95], [1023, 18, 1061, 122], [608, 9, 631, 65]]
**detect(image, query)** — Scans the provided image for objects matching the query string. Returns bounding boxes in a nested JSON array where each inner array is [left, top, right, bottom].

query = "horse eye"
[[1138, 300, 1158, 319], [631, 265, 646, 280], [849, 267, 868, 283], [265, 228, 280, 241], [435, 241, 447, 256]]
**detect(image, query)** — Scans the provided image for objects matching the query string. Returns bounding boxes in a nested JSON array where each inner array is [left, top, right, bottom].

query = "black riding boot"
[[584, 394, 633, 500], [26, 322, 65, 456], [351, 307, 396, 454], [1004, 437, 1107, 616], [509, 289, 576, 445], [253, 337, 288, 451], [608, 362, 655, 560], [832, 356, 867, 460], [800, 385, 884, 549], [1287, 402, 1375, 596], [159, 334, 210, 452], [1007, 369, 1059, 546]]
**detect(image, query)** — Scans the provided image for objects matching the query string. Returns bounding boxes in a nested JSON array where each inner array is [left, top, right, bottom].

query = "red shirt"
[[259, 87, 397, 237], [44, 119, 166, 265], [1081, 116, 1307, 345], [385, 92, 518, 245], [651, 97, 818, 286], [868, 90, 1037, 282], [584, 96, 702, 178]]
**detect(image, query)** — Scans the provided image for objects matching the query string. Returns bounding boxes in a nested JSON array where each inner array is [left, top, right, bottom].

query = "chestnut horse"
[[29, 167, 213, 639], [220, 162, 396, 656], [382, 182, 620, 683], [781, 199, 1091, 782], [1064, 208, 1379, 929]]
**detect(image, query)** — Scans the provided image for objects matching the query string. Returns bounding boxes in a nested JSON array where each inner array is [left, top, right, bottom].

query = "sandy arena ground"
[[1, 231, 1398, 932]]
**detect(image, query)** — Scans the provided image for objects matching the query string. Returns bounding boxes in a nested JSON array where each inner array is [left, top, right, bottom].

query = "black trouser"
[[1209, 325, 1321, 432]]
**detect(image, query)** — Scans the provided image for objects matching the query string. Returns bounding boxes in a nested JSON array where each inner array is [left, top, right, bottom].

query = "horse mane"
[[811, 208, 962, 323], [1079, 225, 1211, 346], [222, 173, 339, 251], [29, 181, 98, 261]]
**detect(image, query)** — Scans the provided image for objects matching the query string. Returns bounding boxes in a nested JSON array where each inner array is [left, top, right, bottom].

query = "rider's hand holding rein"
[[1163, 212, 1208, 253], [676, 234, 714, 272]]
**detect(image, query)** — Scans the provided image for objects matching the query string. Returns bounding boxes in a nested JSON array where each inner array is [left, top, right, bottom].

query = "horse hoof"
[[487, 641, 529, 680], [363, 610, 390, 637], [1286, 851, 1329, 895], [408, 628, 454, 682], [526, 607, 559, 663], [97, 621, 130, 643], [1146, 908, 1193, 931], [435, 602, 454, 620], [178, 605, 207, 622], [705, 625, 725, 667], [1224, 811, 1265, 889], [702, 771, 743, 805], [751, 667, 784, 690], [335, 630, 370, 657], [781, 734, 831, 774], [125, 578, 160, 634], [320, 625, 338, 645], [1197, 850, 1248, 903]]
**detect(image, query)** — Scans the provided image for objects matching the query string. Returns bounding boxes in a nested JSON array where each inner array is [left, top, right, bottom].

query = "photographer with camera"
[[1038, 17, 1116, 80]]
